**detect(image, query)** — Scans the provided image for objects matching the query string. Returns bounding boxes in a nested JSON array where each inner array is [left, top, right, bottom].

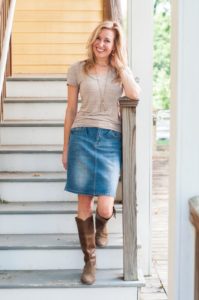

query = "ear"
[[111, 50, 115, 56]]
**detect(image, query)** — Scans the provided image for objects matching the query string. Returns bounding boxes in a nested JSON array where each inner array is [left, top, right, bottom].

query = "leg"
[[77, 194, 94, 220], [95, 196, 116, 247], [75, 194, 96, 285], [97, 196, 115, 219]]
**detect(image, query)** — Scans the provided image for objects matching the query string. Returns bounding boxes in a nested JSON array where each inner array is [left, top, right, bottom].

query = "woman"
[[62, 20, 140, 285]]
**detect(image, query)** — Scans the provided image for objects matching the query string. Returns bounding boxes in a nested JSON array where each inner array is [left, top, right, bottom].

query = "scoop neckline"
[[88, 68, 114, 80]]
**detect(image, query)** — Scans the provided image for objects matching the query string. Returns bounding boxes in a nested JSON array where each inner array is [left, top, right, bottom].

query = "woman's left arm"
[[120, 68, 141, 100]]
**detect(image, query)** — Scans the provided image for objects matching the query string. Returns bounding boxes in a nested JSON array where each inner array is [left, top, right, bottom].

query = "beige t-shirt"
[[67, 60, 123, 132]]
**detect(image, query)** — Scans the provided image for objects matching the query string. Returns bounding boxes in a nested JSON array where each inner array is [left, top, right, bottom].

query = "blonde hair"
[[83, 20, 127, 81]]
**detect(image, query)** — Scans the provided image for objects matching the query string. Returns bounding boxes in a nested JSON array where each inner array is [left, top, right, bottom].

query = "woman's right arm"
[[62, 85, 79, 170]]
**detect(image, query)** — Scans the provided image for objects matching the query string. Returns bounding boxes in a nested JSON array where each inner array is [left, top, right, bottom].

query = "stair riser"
[[6, 81, 66, 98], [0, 182, 122, 202], [0, 249, 122, 270], [0, 214, 122, 234], [0, 126, 63, 145], [0, 182, 76, 202], [0, 153, 64, 172], [4, 103, 66, 121], [3, 102, 82, 121], [0, 288, 138, 300]]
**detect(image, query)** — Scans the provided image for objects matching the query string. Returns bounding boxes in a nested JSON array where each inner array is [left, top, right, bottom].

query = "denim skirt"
[[65, 127, 122, 197]]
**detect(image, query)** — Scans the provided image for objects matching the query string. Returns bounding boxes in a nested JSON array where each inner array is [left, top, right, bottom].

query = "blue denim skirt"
[[65, 127, 122, 197]]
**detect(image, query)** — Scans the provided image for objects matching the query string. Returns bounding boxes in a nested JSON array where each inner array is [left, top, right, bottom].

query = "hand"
[[62, 148, 68, 170], [110, 54, 124, 72]]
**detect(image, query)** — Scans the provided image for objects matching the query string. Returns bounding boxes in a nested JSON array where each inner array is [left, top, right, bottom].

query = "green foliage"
[[153, 0, 171, 109]]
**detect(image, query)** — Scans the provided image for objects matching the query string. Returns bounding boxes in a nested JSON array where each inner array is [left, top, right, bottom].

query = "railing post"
[[120, 96, 139, 281], [189, 196, 199, 300], [0, 0, 16, 121]]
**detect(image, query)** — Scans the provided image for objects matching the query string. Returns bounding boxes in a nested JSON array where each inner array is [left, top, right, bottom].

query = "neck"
[[95, 59, 109, 67]]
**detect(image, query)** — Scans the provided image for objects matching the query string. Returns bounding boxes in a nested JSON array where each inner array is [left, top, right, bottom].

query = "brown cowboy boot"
[[95, 207, 116, 248], [75, 215, 96, 285]]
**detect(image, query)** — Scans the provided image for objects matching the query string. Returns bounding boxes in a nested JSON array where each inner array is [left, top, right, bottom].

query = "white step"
[[0, 145, 63, 172], [0, 269, 144, 300], [0, 172, 122, 202], [3, 97, 66, 121], [3, 97, 81, 121], [0, 233, 123, 270], [0, 202, 123, 234], [0, 121, 63, 145], [0, 172, 74, 202], [6, 77, 67, 98]]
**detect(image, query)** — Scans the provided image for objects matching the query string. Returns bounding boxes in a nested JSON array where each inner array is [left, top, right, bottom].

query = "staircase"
[[0, 76, 144, 299]]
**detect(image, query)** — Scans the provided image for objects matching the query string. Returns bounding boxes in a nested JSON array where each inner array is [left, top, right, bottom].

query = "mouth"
[[95, 47, 105, 53]]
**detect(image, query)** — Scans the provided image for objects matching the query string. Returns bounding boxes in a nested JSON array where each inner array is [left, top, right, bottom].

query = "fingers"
[[63, 161, 67, 170], [62, 153, 67, 170]]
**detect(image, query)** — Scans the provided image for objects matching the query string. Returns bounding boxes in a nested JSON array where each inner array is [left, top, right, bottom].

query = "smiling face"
[[92, 28, 115, 63]]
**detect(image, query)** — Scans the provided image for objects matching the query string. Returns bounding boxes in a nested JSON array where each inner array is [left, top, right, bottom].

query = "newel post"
[[189, 196, 199, 300], [119, 96, 139, 281]]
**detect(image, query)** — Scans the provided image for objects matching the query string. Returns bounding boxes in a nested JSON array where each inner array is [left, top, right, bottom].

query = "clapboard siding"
[[13, 44, 86, 55], [12, 0, 103, 74], [13, 55, 84, 65], [15, 0, 102, 10], [13, 22, 100, 33], [13, 33, 89, 44], [14, 11, 102, 22], [13, 66, 73, 73]]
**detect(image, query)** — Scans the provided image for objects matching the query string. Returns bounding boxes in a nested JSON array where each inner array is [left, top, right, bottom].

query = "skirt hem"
[[65, 187, 115, 197]]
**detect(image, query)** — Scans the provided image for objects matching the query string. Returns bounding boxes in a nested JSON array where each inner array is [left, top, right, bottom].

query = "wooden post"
[[189, 196, 199, 300], [103, 0, 123, 25], [0, 0, 13, 121], [195, 233, 199, 300], [120, 96, 139, 281]]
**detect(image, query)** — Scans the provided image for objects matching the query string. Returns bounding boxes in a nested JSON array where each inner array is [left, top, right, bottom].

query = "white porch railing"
[[0, 0, 16, 121]]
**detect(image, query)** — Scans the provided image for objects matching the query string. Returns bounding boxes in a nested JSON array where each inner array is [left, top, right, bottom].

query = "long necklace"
[[95, 65, 110, 111]]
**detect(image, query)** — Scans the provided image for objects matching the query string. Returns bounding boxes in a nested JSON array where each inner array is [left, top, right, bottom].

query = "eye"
[[105, 39, 111, 43]]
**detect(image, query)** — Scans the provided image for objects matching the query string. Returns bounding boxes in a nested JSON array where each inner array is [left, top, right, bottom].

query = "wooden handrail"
[[0, 0, 15, 122], [189, 196, 199, 300], [120, 96, 139, 280]]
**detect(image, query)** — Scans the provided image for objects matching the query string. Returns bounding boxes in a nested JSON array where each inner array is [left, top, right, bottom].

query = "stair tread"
[[0, 172, 122, 183], [0, 145, 62, 153], [0, 171, 66, 182], [0, 201, 122, 214], [7, 75, 67, 81], [4, 97, 81, 103], [0, 233, 122, 249], [0, 120, 64, 126], [0, 269, 144, 288], [4, 97, 66, 102]]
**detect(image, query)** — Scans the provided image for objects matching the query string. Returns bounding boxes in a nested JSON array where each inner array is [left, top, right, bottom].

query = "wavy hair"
[[83, 20, 127, 81]]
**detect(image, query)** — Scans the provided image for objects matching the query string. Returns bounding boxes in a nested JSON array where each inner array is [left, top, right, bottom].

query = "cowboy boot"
[[75, 215, 96, 285], [95, 207, 116, 247]]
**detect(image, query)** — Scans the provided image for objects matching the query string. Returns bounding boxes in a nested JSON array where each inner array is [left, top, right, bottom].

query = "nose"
[[97, 40, 104, 47]]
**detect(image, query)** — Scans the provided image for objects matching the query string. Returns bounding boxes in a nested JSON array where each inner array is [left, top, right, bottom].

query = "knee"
[[97, 206, 113, 219]]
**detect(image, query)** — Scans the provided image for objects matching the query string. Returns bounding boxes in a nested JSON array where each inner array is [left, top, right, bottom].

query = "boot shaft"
[[75, 215, 96, 263]]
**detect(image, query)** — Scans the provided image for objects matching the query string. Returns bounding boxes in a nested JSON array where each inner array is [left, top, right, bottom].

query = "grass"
[[156, 138, 169, 146]]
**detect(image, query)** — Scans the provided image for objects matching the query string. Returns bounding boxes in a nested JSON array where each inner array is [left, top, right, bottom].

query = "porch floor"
[[140, 147, 168, 300]]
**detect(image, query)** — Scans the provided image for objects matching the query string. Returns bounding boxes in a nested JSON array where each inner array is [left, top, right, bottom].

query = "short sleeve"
[[67, 62, 79, 87]]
